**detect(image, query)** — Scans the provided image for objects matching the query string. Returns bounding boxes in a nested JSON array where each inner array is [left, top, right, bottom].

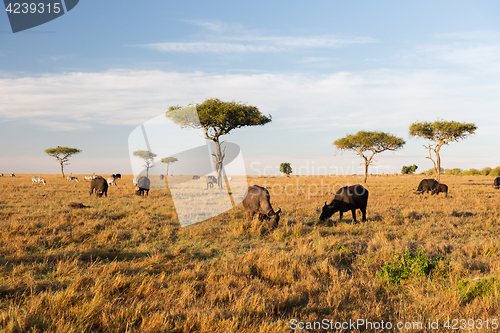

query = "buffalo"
[[135, 176, 150, 196], [494, 177, 500, 189], [242, 185, 282, 229], [206, 175, 217, 189], [319, 184, 369, 224], [431, 183, 448, 197], [192, 175, 200, 180], [114, 174, 122, 179], [89, 178, 108, 197], [414, 179, 438, 194]]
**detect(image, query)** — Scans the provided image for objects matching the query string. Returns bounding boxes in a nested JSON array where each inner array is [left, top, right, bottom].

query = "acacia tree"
[[45, 146, 81, 177], [280, 162, 292, 177], [161, 157, 178, 176], [334, 131, 405, 183], [133, 150, 157, 177], [409, 120, 477, 181], [167, 98, 272, 188]]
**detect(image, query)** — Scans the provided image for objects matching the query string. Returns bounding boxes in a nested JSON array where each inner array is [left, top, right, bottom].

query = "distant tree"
[[133, 150, 157, 177], [481, 167, 492, 176], [161, 157, 178, 176], [280, 162, 292, 177], [334, 131, 406, 183], [489, 167, 500, 177], [401, 164, 418, 174], [409, 120, 477, 181], [167, 98, 272, 188], [44, 146, 81, 177]]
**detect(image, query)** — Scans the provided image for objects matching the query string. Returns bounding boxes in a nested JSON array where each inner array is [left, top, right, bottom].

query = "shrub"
[[280, 162, 292, 177], [377, 249, 446, 285], [401, 164, 418, 174], [481, 167, 492, 176], [458, 277, 498, 304], [489, 167, 500, 177], [461, 168, 481, 176], [445, 168, 462, 176]]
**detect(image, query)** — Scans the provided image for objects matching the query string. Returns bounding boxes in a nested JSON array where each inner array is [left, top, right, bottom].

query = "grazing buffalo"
[[414, 179, 438, 194], [135, 176, 150, 196], [159, 174, 164, 180], [67, 176, 79, 182], [32, 176, 46, 185], [206, 175, 217, 189], [89, 178, 108, 197], [192, 175, 200, 180], [494, 177, 500, 189], [242, 185, 282, 229], [319, 184, 369, 224], [431, 183, 448, 197]]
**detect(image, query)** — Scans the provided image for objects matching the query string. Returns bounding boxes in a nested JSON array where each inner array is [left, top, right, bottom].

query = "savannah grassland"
[[1, 174, 500, 332]]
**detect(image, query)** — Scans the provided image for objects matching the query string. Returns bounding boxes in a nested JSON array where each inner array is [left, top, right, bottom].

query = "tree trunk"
[[60, 161, 65, 177], [364, 162, 368, 184], [213, 138, 224, 189], [435, 145, 442, 182]]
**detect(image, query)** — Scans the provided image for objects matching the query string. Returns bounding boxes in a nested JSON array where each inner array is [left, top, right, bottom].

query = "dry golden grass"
[[1, 173, 500, 332]]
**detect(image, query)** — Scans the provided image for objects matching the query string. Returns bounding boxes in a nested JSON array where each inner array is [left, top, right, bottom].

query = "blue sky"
[[1, 1, 500, 175]]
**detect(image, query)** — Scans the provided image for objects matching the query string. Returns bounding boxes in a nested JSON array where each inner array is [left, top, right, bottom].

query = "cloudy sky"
[[1, 1, 500, 175]]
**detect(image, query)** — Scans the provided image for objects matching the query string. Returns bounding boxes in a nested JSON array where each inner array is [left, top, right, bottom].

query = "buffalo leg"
[[360, 207, 367, 222], [351, 209, 357, 223], [339, 211, 343, 221]]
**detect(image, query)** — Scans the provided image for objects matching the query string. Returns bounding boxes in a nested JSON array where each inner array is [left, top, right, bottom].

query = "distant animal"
[[0, 173, 3, 177], [84, 176, 93, 181], [67, 176, 78, 182], [431, 183, 448, 197], [89, 178, 108, 197], [10, 173, 15, 177], [93, 175, 103, 179], [227, 176, 233, 181], [206, 175, 217, 189], [414, 179, 438, 194], [494, 177, 500, 189], [114, 174, 121, 179], [68, 202, 90, 209], [319, 184, 369, 224], [107, 175, 117, 186], [242, 185, 282, 229], [159, 174, 164, 180], [135, 176, 150, 196], [31, 176, 46, 185], [192, 175, 200, 180]]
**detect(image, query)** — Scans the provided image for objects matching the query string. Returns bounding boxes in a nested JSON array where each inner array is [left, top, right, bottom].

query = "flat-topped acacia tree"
[[161, 157, 178, 176], [167, 98, 272, 188], [334, 131, 405, 183], [45, 146, 81, 177], [133, 150, 157, 177], [409, 120, 477, 181]]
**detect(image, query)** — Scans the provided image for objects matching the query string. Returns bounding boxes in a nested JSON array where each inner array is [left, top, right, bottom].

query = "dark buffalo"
[[114, 174, 122, 179], [242, 185, 282, 229], [135, 176, 150, 196], [89, 178, 108, 197], [206, 176, 217, 189], [494, 177, 500, 189], [431, 183, 448, 197], [192, 175, 200, 180], [319, 184, 369, 224], [415, 179, 439, 194]]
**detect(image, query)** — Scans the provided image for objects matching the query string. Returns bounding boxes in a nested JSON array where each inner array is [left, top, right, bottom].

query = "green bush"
[[489, 167, 500, 177], [445, 168, 462, 176], [461, 168, 481, 176], [401, 164, 418, 174], [457, 277, 498, 304], [377, 249, 447, 285], [481, 167, 492, 176]]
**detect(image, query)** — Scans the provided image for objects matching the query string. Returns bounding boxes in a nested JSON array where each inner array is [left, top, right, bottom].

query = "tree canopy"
[[133, 150, 157, 177], [409, 120, 477, 181], [166, 98, 272, 188], [161, 157, 178, 176], [334, 131, 405, 183], [280, 162, 292, 177], [45, 146, 81, 177]]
